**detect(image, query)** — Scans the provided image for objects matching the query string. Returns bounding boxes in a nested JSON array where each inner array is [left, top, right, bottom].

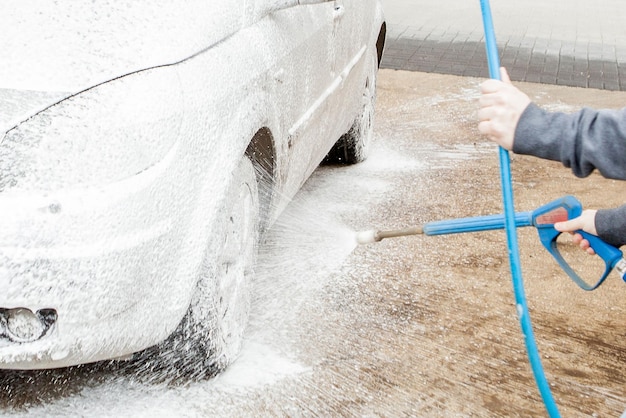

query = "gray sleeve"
[[512, 103, 626, 180], [595, 205, 626, 248], [512, 103, 626, 246]]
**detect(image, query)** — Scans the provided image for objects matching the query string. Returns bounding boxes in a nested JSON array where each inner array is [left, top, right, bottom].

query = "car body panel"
[[0, 1, 245, 92], [0, 0, 385, 369]]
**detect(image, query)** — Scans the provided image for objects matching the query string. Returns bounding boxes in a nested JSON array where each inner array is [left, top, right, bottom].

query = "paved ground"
[[8, 71, 626, 417], [380, 0, 626, 91]]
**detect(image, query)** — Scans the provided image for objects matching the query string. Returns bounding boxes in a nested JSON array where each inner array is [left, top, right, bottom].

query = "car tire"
[[135, 156, 259, 380], [324, 49, 378, 165]]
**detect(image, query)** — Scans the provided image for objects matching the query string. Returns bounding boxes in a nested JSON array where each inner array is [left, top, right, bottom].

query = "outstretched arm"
[[478, 68, 626, 251], [479, 68, 626, 180]]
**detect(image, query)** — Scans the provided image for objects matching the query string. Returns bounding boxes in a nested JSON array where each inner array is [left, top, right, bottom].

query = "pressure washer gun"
[[356, 196, 626, 290]]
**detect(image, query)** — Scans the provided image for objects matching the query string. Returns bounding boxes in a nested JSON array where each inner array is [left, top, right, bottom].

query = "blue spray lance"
[[356, 195, 626, 289], [356, 1, 626, 415]]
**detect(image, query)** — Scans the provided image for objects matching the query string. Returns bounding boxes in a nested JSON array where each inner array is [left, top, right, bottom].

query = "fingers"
[[571, 232, 583, 245], [480, 79, 502, 94], [476, 116, 506, 140], [572, 234, 596, 255], [554, 218, 585, 233], [554, 209, 598, 235], [480, 68, 511, 94], [500, 67, 511, 83], [555, 211, 599, 256], [477, 120, 492, 136], [477, 121, 502, 145], [478, 67, 529, 150], [476, 107, 514, 149], [477, 82, 510, 141]]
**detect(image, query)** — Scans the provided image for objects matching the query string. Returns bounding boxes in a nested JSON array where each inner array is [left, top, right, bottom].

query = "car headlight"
[[0, 67, 183, 193]]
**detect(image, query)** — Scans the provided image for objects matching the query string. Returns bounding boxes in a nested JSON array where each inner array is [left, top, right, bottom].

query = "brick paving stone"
[[380, 0, 626, 90], [381, 26, 626, 91]]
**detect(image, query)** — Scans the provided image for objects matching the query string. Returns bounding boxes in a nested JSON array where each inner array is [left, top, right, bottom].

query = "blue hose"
[[478, 1, 560, 416]]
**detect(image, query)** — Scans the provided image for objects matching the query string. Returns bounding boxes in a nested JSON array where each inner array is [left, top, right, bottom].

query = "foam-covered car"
[[0, 0, 386, 372]]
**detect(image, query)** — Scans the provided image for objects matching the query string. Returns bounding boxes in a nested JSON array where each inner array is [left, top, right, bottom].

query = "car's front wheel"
[[138, 156, 259, 380], [186, 156, 259, 374]]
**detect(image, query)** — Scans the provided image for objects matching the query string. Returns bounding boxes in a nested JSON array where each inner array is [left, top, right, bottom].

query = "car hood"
[[0, 1, 244, 133], [0, 1, 243, 93]]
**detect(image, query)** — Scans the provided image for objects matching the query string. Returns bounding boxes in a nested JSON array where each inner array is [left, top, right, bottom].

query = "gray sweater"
[[514, 103, 626, 247]]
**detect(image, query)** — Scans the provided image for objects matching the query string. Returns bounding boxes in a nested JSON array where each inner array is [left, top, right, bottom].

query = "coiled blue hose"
[[478, 1, 560, 416]]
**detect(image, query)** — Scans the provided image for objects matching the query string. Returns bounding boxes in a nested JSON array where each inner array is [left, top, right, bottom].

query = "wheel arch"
[[376, 22, 387, 68], [245, 127, 276, 230]]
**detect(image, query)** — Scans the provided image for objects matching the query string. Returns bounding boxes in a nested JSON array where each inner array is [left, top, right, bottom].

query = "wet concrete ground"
[[2, 70, 626, 417]]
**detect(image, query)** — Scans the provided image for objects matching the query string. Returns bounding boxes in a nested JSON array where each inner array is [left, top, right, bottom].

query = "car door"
[[327, 0, 376, 116], [247, 1, 338, 200]]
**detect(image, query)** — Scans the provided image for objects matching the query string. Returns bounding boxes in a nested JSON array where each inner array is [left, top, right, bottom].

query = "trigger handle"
[[536, 226, 587, 289], [579, 230, 624, 277], [532, 196, 624, 290], [538, 228, 615, 290]]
